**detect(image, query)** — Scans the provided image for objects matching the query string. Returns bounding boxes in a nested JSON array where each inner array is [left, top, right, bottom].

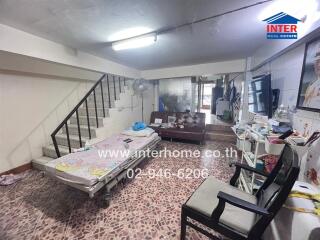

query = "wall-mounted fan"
[[132, 79, 149, 121]]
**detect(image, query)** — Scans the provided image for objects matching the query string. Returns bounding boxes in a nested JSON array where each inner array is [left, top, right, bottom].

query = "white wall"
[[252, 18, 320, 69], [252, 41, 320, 240], [0, 24, 140, 78], [0, 73, 92, 173], [0, 23, 149, 173], [141, 59, 246, 80], [98, 82, 155, 138], [0, 51, 102, 81], [0, 71, 155, 174], [252, 44, 320, 137]]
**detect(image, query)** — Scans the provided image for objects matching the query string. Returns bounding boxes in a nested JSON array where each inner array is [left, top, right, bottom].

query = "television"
[[248, 74, 273, 118]]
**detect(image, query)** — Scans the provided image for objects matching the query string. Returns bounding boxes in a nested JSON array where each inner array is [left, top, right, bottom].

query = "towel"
[[132, 122, 147, 131]]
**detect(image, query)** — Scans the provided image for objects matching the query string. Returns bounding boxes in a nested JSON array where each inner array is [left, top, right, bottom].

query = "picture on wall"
[[297, 37, 320, 112]]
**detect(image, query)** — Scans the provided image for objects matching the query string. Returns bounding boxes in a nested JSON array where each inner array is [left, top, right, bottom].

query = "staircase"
[[205, 124, 236, 144], [32, 74, 128, 170]]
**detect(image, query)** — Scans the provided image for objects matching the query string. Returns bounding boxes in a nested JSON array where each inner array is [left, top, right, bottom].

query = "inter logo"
[[263, 12, 301, 39]]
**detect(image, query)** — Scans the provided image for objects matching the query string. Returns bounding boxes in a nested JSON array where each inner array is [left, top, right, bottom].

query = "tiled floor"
[[0, 141, 237, 240]]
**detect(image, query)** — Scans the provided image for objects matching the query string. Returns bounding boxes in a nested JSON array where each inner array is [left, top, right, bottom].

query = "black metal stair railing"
[[51, 73, 127, 158]]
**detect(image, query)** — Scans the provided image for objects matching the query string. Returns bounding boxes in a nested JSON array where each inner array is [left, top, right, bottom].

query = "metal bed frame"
[[45, 136, 161, 206]]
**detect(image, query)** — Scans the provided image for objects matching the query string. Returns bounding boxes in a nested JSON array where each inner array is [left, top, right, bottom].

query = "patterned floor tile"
[[0, 140, 236, 240]]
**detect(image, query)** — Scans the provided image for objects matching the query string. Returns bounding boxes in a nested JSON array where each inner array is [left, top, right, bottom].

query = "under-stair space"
[[205, 124, 236, 144], [32, 75, 129, 170]]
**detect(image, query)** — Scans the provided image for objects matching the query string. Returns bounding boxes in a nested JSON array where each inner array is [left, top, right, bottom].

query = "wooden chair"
[[181, 144, 300, 240]]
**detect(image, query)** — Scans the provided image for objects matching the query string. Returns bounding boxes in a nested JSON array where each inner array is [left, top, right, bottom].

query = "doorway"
[[199, 82, 215, 124], [198, 76, 232, 125]]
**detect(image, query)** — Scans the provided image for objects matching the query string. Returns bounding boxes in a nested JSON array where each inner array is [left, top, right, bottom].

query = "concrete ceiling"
[[0, 0, 271, 70]]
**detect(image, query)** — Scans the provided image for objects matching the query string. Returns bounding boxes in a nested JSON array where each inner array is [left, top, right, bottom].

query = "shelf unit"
[[239, 125, 266, 194], [231, 126, 250, 153]]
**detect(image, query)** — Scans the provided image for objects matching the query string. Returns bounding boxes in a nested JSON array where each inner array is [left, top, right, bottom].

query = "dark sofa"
[[149, 111, 206, 144]]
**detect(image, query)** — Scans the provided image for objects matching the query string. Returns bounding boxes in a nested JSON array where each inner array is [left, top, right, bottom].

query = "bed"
[[44, 132, 161, 205]]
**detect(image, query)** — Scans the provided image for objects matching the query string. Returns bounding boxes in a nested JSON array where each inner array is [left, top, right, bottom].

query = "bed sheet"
[[45, 133, 159, 186]]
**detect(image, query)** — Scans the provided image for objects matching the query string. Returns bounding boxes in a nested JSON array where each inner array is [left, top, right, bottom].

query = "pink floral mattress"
[[45, 133, 160, 186]]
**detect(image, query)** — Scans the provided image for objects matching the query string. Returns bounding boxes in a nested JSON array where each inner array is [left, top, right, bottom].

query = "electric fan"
[[132, 79, 149, 121]]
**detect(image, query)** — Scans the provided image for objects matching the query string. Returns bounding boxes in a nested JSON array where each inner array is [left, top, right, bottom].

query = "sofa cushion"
[[176, 112, 205, 128], [150, 111, 205, 128], [186, 176, 257, 235], [162, 129, 203, 141], [150, 111, 205, 142], [150, 112, 168, 124], [161, 127, 203, 133]]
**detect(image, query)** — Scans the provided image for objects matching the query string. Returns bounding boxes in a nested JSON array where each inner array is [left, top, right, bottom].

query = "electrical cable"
[[110, 0, 274, 43], [157, 0, 273, 35]]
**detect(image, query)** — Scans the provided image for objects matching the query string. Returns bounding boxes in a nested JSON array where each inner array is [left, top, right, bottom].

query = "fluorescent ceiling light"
[[108, 27, 152, 42], [112, 33, 157, 51]]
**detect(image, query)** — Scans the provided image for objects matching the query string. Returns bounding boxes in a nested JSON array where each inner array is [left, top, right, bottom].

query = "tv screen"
[[248, 74, 272, 118]]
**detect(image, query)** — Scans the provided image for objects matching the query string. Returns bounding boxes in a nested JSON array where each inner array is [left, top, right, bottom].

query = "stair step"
[[88, 91, 114, 102], [102, 80, 123, 88], [85, 100, 116, 108], [86, 100, 116, 109], [41, 79, 128, 159], [81, 82, 126, 102], [55, 134, 87, 149], [32, 156, 54, 170], [101, 85, 122, 94], [70, 115, 104, 127], [94, 84, 124, 97], [43, 144, 73, 158], [87, 92, 117, 99], [97, 84, 121, 93], [205, 124, 233, 133], [88, 91, 117, 99], [205, 132, 236, 143], [62, 124, 97, 138], [78, 107, 111, 117], [102, 87, 122, 94]]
